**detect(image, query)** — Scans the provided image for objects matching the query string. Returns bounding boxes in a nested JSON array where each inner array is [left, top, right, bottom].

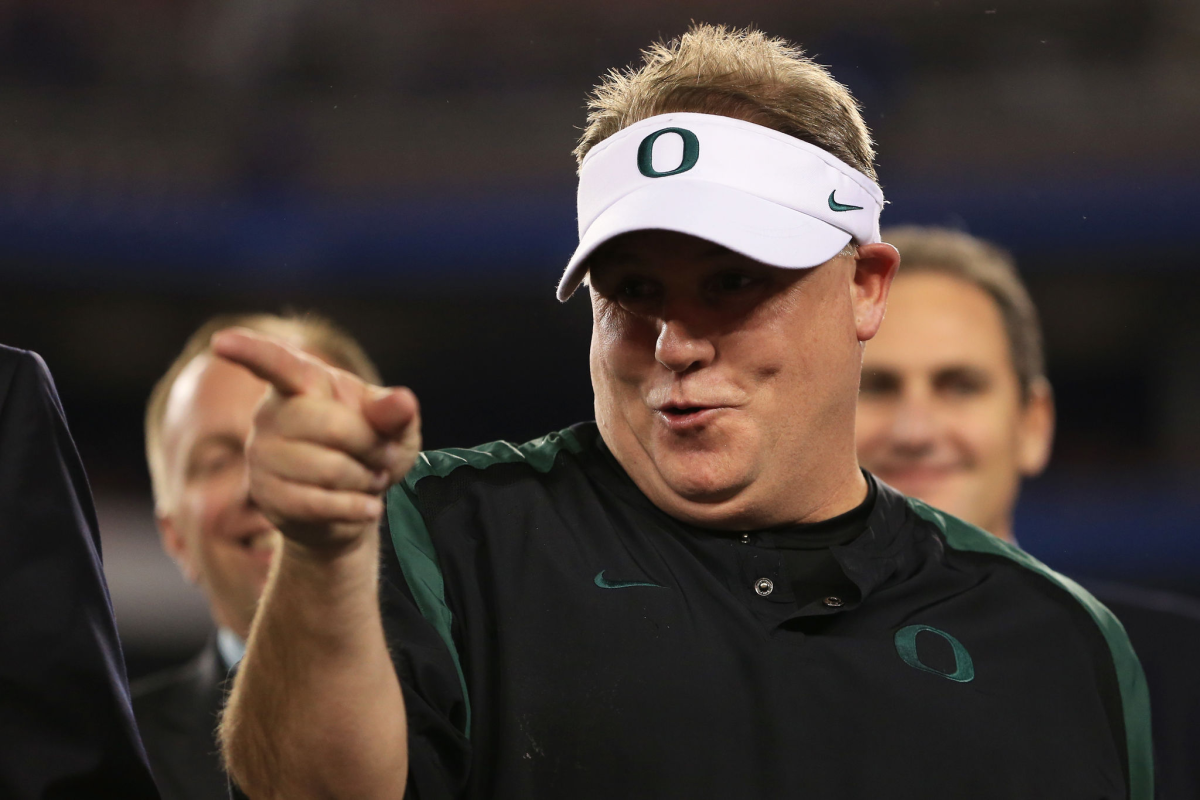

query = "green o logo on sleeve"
[[894, 625, 975, 683], [637, 127, 700, 177]]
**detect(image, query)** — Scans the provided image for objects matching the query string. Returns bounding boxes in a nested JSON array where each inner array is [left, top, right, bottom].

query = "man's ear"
[[852, 242, 901, 342], [158, 512, 200, 585], [1017, 377, 1056, 477]]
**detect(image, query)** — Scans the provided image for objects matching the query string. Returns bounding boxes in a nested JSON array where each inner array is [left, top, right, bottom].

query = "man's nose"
[[655, 316, 716, 373], [889, 393, 939, 453], [237, 459, 260, 512]]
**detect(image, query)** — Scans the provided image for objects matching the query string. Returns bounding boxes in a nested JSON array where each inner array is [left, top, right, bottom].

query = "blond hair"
[[145, 311, 381, 513], [575, 23, 876, 181], [882, 226, 1046, 400]]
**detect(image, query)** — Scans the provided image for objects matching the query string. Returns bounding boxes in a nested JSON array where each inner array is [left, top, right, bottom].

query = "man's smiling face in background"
[[157, 353, 281, 640], [856, 270, 1053, 539]]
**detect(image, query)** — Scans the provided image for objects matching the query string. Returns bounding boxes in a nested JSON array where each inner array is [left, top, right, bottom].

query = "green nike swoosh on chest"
[[594, 570, 666, 589]]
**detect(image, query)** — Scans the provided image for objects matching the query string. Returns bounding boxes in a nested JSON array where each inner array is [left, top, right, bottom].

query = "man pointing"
[[218, 25, 1151, 800]]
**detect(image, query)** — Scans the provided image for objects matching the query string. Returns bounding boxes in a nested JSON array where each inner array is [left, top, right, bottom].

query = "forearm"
[[221, 532, 408, 800]]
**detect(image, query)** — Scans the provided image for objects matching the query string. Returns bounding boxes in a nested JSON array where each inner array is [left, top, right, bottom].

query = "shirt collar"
[[831, 476, 925, 601]]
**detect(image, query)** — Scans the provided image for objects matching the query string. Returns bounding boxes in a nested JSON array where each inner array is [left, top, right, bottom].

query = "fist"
[[212, 328, 421, 554]]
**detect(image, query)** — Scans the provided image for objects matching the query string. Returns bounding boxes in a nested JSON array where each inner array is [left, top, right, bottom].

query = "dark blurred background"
[[0, 0, 1196, 677]]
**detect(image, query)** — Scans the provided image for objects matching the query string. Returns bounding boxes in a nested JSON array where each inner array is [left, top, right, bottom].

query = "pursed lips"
[[650, 399, 740, 430], [643, 380, 748, 430], [646, 385, 744, 413]]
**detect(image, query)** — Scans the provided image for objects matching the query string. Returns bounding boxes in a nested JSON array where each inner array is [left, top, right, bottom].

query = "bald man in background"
[[132, 312, 380, 800], [856, 226, 1200, 798]]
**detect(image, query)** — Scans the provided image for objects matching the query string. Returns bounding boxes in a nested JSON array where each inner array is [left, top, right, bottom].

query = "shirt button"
[[823, 595, 844, 608], [740, 533, 750, 544], [754, 578, 774, 596]]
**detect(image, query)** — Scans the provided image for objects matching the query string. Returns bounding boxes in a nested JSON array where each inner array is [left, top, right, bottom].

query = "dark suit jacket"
[[0, 345, 160, 799], [1082, 579, 1200, 800], [132, 639, 232, 800]]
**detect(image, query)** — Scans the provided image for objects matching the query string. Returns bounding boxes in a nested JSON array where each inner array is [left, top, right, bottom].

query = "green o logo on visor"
[[894, 624, 975, 683], [637, 127, 700, 177]]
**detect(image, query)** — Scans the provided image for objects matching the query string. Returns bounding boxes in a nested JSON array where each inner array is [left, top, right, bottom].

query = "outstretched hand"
[[212, 328, 421, 554]]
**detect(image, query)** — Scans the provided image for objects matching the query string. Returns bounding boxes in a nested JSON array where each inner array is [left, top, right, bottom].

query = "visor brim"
[[557, 179, 853, 301]]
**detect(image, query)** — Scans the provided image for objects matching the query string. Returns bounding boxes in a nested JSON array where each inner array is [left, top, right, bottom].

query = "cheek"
[[750, 324, 846, 419], [180, 475, 241, 552], [770, 293, 858, 388], [954, 402, 1020, 470], [854, 402, 891, 451], [591, 307, 656, 387]]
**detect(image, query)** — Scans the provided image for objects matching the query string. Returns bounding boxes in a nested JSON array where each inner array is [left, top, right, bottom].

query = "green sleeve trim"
[[386, 482, 471, 737], [905, 497, 1153, 800], [384, 427, 586, 741]]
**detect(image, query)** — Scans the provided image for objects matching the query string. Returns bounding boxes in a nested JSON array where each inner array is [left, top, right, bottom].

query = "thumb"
[[362, 386, 419, 440]]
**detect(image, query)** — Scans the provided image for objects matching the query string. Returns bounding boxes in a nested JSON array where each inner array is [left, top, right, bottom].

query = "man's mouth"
[[874, 463, 965, 486], [662, 405, 708, 417], [655, 402, 726, 428], [236, 530, 278, 558]]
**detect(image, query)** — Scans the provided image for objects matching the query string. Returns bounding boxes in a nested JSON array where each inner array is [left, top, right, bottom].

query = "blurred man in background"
[[856, 227, 1054, 539], [856, 225, 1200, 798], [132, 312, 380, 800], [0, 344, 160, 799]]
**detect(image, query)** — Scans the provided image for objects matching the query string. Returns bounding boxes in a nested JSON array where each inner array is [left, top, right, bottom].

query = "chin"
[[645, 418, 758, 490], [656, 453, 751, 505]]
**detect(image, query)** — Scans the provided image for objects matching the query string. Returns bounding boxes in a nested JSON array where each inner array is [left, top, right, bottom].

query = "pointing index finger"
[[211, 328, 329, 397]]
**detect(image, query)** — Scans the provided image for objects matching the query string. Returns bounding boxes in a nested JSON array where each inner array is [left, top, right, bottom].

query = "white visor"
[[557, 112, 883, 301]]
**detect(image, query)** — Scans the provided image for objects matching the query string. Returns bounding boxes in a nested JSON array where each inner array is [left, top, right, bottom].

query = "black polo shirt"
[[379, 423, 1151, 799]]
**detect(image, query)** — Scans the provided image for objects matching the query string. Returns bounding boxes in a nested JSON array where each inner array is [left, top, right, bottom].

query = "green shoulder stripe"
[[404, 427, 585, 486], [385, 483, 471, 736], [384, 427, 585, 739], [905, 497, 1153, 800]]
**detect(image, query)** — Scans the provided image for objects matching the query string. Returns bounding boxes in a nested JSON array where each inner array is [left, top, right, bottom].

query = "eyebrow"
[[861, 363, 993, 380], [932, 365, 991, 379]]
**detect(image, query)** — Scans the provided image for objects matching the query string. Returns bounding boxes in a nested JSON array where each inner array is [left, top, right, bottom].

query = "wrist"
[[271, 528, 381, 614], [280, 522, 377, 563]]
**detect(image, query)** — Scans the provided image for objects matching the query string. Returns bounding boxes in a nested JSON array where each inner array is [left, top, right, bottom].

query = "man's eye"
[[937, 372, 989, 397], [711, 271, 754, 293], [860, 372, 900, 397], [190, 451, 238, 479], [617, 278, 659, 300], [198, 455, 230, 475]]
